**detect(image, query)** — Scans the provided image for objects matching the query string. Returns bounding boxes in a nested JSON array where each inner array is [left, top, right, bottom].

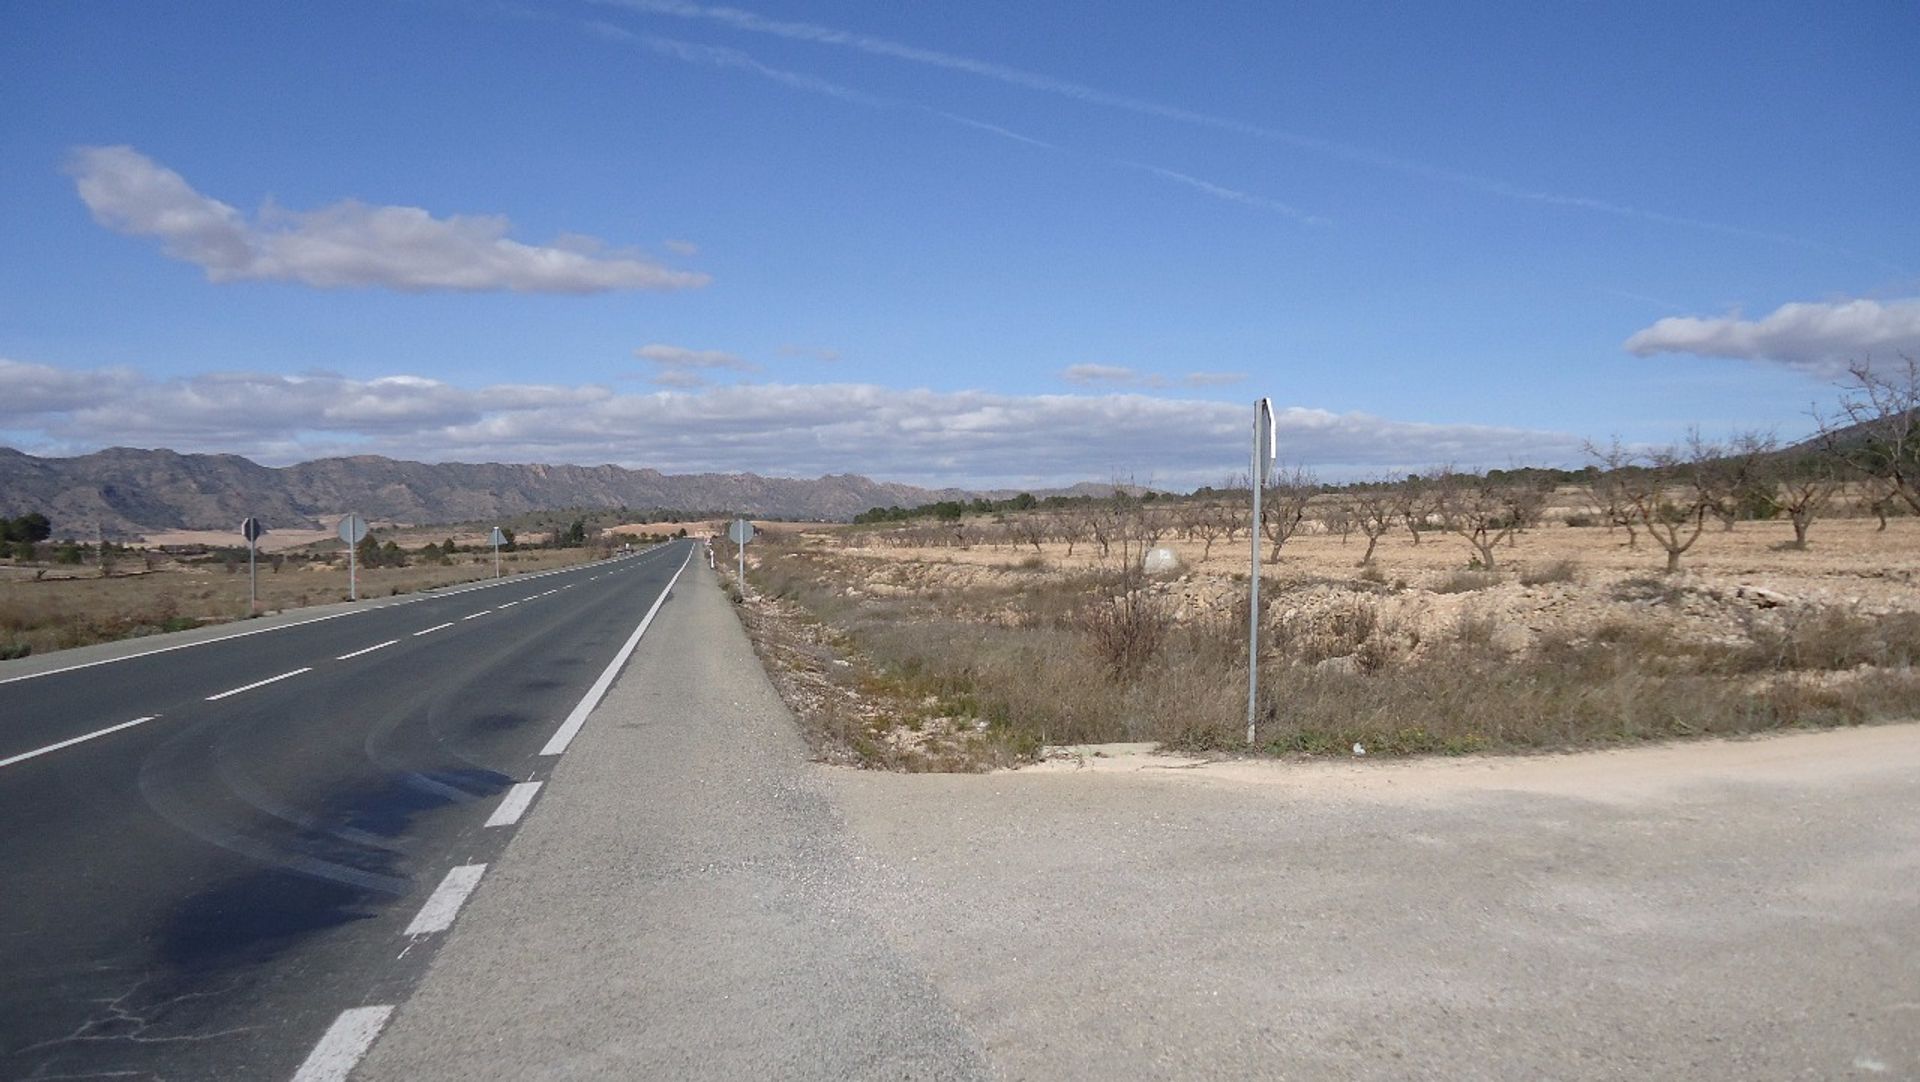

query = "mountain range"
[[0, 447, 1113, 539]]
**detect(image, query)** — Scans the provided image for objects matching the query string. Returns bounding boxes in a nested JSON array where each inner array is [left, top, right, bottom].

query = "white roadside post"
[[339, 514, 369, 601], [241, 517, 264, 614], [1247, 398, 1277, 746], [490, 526, 506, 578], [728, 518, 756, 595]]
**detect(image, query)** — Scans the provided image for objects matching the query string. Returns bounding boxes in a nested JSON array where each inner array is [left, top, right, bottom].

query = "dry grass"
[[0, 548, 604, 657], [736, 517, 1920, 770]]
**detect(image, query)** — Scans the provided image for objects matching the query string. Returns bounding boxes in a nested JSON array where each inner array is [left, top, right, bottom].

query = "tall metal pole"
[[738, 533, 746, 594], [248, 539, 257, 614], [1247, 404, 1264, 746], [493, 535, 501, 578], [349, 542, 357, 601]]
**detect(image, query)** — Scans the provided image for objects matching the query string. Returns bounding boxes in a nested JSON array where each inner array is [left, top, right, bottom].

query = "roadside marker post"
[[339, 514, 369, 601], [728, 518, 756, 596], [241, 517, 265, 615], [1248, 398, 1277, 746], [490, 526, 507, 578]]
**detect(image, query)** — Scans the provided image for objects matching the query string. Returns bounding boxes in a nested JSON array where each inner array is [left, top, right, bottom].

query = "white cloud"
[[1061, 364, 1139, 385], [66, 146, 709, 294], [0, 358, 133, 416], [0, 360, 1586, 487], [634, 343, 754, 370], [663, 238, 700, 256], [1625, 297, 1920, 376], [779, 344, 842, 362], [1183, 371, 1246, 388]]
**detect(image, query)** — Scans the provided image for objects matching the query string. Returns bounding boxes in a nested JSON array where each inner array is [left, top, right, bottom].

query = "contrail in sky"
[[592, 0, 1897, 268], [596, 24, 1325, 223]]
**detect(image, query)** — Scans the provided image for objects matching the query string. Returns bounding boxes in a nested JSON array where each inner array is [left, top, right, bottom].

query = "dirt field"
[[734, 503, 1920, 768]]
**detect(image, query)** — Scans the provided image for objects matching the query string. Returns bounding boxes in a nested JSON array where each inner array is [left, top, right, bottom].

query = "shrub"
[[1519, 559, 1579, 586], [1078, 584, 1170, 678], [1432, 570, 1499, 594]]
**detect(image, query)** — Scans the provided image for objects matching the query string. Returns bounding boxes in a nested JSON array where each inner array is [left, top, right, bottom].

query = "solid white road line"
[[405, 863, 487, 935], [336, 639, 398, 661], [461, 611, 488, 620], [205, 667, 312, 701], [0, 716, 158, 770], [539, 548, 693, 757], [412, 622, 455, 637], [292, 1005, 394, 1082], [484, 781, 543, 827]]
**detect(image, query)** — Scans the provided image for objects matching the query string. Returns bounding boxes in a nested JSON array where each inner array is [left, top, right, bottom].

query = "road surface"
[[0, 540, 694, 1080]]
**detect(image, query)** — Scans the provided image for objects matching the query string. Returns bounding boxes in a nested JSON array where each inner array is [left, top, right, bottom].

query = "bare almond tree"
[[1322, 498, 1356, 546], [1008, 513, 1048, 553], [1692, 428, 1777, 531], [1768, 454, 1841, 548], [1259, 466, 1317, 563], [1180, 498, 1233, 560], [1350, 484, 1397, 565], [1393, 474, 1438, 545], [1621, 445, 1716, 573], [1434, 468, 1541, 571], [1583, 439, 1640, 548], [1819, 355, 1920, 516]]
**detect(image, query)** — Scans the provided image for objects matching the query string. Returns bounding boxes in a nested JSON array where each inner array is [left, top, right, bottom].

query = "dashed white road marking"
[[540, 548, 692, 756], [292, 1005, 394, 1082], [496, 601, 519, 609], [405, 863, 488, 936], [412, 622, 455, 637], [461, 611, 488, 621], [484, 781, 544, 827], [0, 716, 158, 770], [336, 639, 398, 661], [205, 667, 312, 701]]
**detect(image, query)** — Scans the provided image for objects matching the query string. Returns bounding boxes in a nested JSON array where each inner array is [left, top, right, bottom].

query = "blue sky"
[[3, 1, 1916, 488]]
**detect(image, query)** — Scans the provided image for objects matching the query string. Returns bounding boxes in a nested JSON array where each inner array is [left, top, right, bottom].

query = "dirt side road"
[[828, 726, 1920, 1079]]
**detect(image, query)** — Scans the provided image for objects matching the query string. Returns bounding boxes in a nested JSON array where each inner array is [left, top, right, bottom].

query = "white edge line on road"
[[404, 863, 488, 936], [0, 716, 158, 770], [461, 611, 488, 620], [336, 639, 398, 661], [206, 667, 312, 701], [412, 622, 455, 637], [292, 1004, 394, 1082], [0, 543, 672, 688], [484, 781, 543, 827], [539, 548, 693, 757]]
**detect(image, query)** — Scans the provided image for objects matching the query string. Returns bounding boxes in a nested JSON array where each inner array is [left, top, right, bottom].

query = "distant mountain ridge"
[[0, 447, 1123, 539]]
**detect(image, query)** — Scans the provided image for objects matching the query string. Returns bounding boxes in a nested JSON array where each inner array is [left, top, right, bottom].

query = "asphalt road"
[[0, 539, 695, 1080]]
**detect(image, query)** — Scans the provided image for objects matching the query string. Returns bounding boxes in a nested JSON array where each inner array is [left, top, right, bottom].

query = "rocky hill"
[[0, 447, 1101, 539]]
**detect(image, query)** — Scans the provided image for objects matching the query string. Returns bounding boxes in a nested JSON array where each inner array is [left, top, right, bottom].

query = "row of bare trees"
[[844, 358, 1918, 574]]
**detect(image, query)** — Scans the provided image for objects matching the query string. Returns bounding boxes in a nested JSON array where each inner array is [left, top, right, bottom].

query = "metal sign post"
[[727, 518, 756, 594], [241, 517, 264, 614], [339, 514, 369, 601], [489, 526, 506, 578], [1247, 398, 1276, 745]]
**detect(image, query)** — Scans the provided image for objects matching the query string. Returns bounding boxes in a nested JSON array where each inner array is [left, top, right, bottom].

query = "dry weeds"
[[736, 512, 1920, 769]]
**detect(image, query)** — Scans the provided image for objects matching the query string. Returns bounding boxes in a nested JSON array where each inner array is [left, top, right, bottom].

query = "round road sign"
[[338, 514, 370, 545]]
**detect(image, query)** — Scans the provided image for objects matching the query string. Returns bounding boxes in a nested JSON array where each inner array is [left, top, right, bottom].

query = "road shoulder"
[[356, 567, 985, 1080]]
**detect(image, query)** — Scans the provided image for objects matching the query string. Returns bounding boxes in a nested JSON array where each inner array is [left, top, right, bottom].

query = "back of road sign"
[[241, 517, 264, 544], [728, 519, 755, 545], [339, 514, 369, 545]]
